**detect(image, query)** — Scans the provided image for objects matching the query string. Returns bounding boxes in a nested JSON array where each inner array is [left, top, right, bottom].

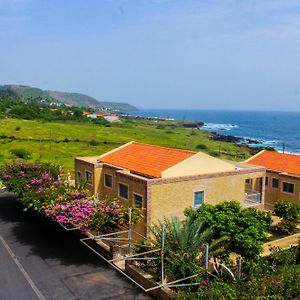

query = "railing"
[[245, 190, 261, 205]]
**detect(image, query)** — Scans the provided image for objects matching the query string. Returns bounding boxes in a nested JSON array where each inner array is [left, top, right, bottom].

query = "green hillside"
[[0, 118, 251, 173], [0, 84, 137, 111]]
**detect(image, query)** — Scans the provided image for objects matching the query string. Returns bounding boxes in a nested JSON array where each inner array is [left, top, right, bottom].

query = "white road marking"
[[0, 234, 46, 300]]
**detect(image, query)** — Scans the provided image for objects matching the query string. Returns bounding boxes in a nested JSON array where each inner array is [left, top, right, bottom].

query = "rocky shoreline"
[[207, 131, 269, 155], [208, 132, 260, 145], [124, 112, 268, 153]]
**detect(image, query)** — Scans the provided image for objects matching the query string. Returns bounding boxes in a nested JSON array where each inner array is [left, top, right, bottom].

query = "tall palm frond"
[[150, 216, 228, 257]]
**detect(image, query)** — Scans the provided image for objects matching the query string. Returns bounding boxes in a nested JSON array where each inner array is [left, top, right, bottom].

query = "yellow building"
[[75, 142, 265, 237], [246, 150, 300, 209]]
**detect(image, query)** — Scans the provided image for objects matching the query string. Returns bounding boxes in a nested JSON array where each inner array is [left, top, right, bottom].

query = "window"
[[194, 191, 204, 208], [104, 174, 113, 188], [133, 193, 143, 208], [77, 171, 82, 182], [245, 179, 252, 185], [265, 177, 268, 186], [118, 183, 128, 200], [85, 171, 93, 184], [282, 182, 294, 194], [272, 178, 279, 188]]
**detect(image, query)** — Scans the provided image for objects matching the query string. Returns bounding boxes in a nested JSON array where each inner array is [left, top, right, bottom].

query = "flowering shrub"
[[22, 178, 67, 213], [0, 161, 142, 234], [45, 200, 96, 231], [87, 198, 141, 232], [0, 161, 60, 197]]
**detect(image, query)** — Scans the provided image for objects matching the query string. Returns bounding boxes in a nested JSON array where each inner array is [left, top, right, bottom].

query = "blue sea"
[[128, 109, 300, 153]]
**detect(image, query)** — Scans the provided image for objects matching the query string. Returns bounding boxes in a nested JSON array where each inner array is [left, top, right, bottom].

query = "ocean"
[[127, 109, 300, 154]]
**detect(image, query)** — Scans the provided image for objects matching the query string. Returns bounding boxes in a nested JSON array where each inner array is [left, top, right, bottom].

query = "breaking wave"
[[202, 123, 238, 131]]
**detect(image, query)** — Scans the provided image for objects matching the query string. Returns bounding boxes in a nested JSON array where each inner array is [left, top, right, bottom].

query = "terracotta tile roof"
[[98, 142, 195, 178], [246, 150, 300, 176]]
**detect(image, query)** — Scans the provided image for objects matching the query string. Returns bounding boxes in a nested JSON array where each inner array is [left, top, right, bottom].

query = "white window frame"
[[193, 191, 205, 208], [271, 177, 279, 189], [85, 170, 93, 185], [282, 181, 295, 195], [104, 173, 113, 189], [118, 182, 129, 200], [133, 193, 143, 208]]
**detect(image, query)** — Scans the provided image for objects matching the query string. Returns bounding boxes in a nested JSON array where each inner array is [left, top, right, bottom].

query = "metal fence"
[[59, 208, 242, 294]]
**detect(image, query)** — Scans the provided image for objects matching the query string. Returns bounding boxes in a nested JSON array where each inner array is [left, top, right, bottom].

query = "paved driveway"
[[0, 193, 151, 300]]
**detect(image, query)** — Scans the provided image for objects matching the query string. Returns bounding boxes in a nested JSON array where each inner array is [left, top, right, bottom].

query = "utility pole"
[[282, 143, 285, 153], [49, 128, 52, 152]]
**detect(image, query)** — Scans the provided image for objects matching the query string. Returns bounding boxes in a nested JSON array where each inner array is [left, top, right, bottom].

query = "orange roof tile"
[[247, 150, 300, 176], [98, 142, 195, 178]]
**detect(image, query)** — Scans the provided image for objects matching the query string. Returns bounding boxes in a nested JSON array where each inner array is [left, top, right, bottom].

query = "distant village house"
[[246, 150, 300, 209]]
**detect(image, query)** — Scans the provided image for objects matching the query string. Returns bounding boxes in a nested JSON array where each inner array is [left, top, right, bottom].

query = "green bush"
[[267, 246, 297, 266], [273, 219, 298, 235], [92, 117, 110, 126], [196, 143, 208, 150], [89, 139, 99, 146], [176, 281, 237, 300], [274, 200, 300, 222], [10, 148, 31, 159], [15, 126, 21, 131], [156, 124, 165, 130], [209, 150, 220, 157], [273, 200, 300, 234]]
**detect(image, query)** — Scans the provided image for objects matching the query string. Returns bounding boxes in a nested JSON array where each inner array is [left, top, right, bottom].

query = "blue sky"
[[1, 0, 300, 110]]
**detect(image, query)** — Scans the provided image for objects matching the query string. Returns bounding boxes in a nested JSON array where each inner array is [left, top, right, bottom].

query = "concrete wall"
[[161, 152, 236, 178], [265, 171, 300, 207], [149, 170, 264, 225]]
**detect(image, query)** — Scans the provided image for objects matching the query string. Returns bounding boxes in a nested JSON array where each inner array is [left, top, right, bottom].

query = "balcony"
[[244, 190, 262, 207]]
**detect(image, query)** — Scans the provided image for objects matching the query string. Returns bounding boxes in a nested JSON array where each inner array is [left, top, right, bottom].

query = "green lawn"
[[0, 118, 251, 174]]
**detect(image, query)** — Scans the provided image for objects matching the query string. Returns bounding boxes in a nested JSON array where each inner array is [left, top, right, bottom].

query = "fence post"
[[237, 257, 242, 280], [161, 224, 165, 284], [128, 208, 132, 256], [95, 192, 99, 205], [204, 243, 209, 274]]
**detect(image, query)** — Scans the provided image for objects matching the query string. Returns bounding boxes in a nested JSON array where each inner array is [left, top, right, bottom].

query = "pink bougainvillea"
[[45, 200, 96, 230], [2, 173, 11, 181]]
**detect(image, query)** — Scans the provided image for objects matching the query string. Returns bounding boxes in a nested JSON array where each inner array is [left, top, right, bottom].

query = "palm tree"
[[150, 216, 228, 280]]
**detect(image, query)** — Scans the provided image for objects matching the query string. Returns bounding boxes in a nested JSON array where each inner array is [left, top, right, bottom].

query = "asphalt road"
[[0, 193, 151, 300]]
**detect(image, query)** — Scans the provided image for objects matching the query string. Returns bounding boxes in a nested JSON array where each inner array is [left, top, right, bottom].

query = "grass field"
[[0, 118, 251, 174]]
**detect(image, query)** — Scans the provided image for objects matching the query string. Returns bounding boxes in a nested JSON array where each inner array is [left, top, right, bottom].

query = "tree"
[[185, 201, 272, 258]]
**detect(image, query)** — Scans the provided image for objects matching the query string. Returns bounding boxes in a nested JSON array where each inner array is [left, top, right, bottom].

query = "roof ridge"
[[98, 141, 134, 161], [245, 149, 266, 162], [131, 141, 196, 154]]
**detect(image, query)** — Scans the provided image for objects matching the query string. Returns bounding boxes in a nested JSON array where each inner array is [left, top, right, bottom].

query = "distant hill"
[[0, 84, 137, 111]]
